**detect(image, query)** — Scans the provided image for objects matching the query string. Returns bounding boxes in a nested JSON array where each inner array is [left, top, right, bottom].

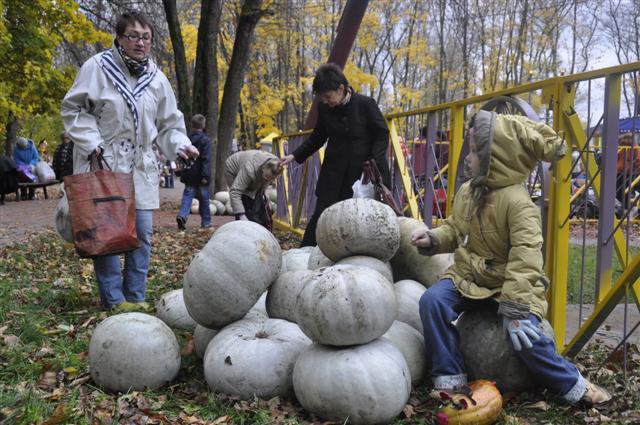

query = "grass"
[[0, 226, 639, 424], [567, 245, 639, 304]]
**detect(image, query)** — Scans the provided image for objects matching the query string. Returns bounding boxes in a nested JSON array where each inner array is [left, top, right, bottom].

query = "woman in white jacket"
[[61, 12, 198, 312]]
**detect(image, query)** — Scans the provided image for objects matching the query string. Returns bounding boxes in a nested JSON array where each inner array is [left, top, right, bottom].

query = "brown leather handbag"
[[64, 153, 138, 258], [362, 159, 403, 216]]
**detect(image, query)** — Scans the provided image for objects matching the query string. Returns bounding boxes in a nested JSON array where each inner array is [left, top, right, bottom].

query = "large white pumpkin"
[[295, 265, 397, 346], [155, 289, 198, 331], [293, 339, 411, 424], [382, 320, 426, 384], [335, 255, 393, 283], [394, 279, 427, 334], [390, 217, 454, 286], [266, 270, 313, 322], [214, 191, 230, 204], [281, 248, 312, 272], [307, 245, 334, 270], [194, 324, 219, 359], [183, 220, 281, 328], [204, 318, 311, 399], [89, 313, 180, 392], [315, 198, 400, 262]]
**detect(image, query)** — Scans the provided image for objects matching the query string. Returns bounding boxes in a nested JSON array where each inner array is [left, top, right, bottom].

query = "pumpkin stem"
[[255, 331, 269, 338]]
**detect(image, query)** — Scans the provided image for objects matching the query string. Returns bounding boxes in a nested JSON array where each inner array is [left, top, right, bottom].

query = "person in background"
[[279, 63, 391, 246], [38, 139, 52, 164], [61, 11, 198, 313], [411, 111, 611, 408], [176, 114, 212, 229], [52, 132, 75, 181], [13, 137, 40, 200], [224, 149, 282, 229]]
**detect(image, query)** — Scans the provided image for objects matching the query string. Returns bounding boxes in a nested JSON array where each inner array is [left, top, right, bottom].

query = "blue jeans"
[[178, 184, 211, 227], [93, 209, 153, 308], [419, 279, 585, 402]]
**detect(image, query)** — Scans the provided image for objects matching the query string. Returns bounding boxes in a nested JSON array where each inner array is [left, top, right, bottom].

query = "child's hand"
[[411, 228, 431, 247]]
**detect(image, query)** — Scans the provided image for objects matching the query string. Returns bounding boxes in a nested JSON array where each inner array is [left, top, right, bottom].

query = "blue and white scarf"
[[98, 48, 158, 146]]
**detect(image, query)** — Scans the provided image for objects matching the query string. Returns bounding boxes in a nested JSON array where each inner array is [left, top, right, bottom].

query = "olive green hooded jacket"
[[420, 111, 567, 319]]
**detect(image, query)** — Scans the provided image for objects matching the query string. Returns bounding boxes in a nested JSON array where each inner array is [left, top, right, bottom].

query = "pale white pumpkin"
[[209, 203, 217, 216], [316, 198, 400, 262], [194, 324, 218, 359], [335, 255, 393, 282], [293, 339, 411, 424], [394, 279, 427, 334], [281, 248, 312, 272], [307, 245, 334, 270], [244, 291, 268, 321], [382, 320, 426, 384], [225, 203, 233, 215], [183, 220, 281, 328], [390, 217, 454, 287], [155, 289, 198, 331], [89, 313, 180, 392], [266, 187, 277, 203], [295, 265, 397, 346], [266, 270, 313, 322], [204, 318, 311, 399], [214, 191, 230, 204], [212, 200, 225, 215]]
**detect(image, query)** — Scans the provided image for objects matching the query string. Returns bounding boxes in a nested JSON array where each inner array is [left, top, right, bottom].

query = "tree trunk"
[[192, 0, 223, 195], [161, 0, 191, 128], [215, 0, 267, 191], [4, 113, 18, 157]]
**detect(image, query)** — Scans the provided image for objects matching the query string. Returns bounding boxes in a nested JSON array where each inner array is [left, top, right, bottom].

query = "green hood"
[[471, 110, 567, 189]]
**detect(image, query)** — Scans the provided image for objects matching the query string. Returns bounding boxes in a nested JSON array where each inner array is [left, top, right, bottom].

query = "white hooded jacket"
[[61, 44, 191, 209]]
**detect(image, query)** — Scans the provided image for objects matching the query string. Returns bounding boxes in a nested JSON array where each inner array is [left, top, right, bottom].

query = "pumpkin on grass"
[[204, 318, 310, 399], [155, 288, 197, 331], [436, 380, 502, 425], [293, 339, 411, 424], [89, 313, 180, 392]]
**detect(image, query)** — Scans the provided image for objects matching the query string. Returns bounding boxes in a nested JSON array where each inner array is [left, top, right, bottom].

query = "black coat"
[[52, 141, 74, 180], [181, 130, 212, 186], [293, 91, 391, 204]]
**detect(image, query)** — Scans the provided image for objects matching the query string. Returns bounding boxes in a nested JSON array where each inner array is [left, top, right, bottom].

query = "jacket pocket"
[[470, 253, 504, 289]]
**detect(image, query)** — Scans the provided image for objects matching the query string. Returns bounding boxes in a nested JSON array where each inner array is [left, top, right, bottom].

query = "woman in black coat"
[[280, 63, 391, 246]]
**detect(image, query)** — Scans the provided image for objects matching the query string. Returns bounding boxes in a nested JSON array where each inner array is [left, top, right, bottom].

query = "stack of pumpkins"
[[189, 187, 278, 217], [88, 199, 476, 424]]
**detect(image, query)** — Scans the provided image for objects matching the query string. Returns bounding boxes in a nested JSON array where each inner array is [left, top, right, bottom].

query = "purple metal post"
[[595, 74, 621, 299], [423, 112, 438, 227]]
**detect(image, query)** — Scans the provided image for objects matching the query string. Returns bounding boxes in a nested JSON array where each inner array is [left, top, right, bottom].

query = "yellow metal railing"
[[271, 60, 640, 356]]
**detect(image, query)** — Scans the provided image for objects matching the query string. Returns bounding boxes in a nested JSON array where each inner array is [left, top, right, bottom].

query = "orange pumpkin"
[[436, 380, 502, 425]]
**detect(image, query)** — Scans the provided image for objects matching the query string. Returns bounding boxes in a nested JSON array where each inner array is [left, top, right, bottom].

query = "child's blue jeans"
[[419, 279, 586, 403], [93, 209, 153, 308], [178, 184, 211, 227]]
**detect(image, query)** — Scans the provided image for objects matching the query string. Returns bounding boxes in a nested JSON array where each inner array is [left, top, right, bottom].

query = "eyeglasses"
[[123, 33, 152, 43]]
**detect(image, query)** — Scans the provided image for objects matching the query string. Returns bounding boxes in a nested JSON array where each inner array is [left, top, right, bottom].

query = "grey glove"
[[502, 317, 541, 351]]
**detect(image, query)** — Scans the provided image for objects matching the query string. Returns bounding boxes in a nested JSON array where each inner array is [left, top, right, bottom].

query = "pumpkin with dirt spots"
[[294, 265, 397, 346], [315, 198, 400, 262], [203, 318, 310, 399], [89, 313, 180, 392], [183, 220, 281, 328], [292, 338, 411, 424]]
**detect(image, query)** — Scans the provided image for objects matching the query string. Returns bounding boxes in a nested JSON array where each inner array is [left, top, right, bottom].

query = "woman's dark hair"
[[312, 63, 349, 94], [115, 12, 154, 38]]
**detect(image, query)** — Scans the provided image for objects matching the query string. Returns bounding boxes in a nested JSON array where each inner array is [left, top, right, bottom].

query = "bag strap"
[[89, 152, 112, 172]]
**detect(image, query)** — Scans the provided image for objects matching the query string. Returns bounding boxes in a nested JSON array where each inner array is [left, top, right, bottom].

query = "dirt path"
[[0, 181, 232, 247]]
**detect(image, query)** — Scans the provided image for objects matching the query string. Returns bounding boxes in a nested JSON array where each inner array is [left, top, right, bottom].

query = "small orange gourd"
[[436, 380, 502, 425]]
